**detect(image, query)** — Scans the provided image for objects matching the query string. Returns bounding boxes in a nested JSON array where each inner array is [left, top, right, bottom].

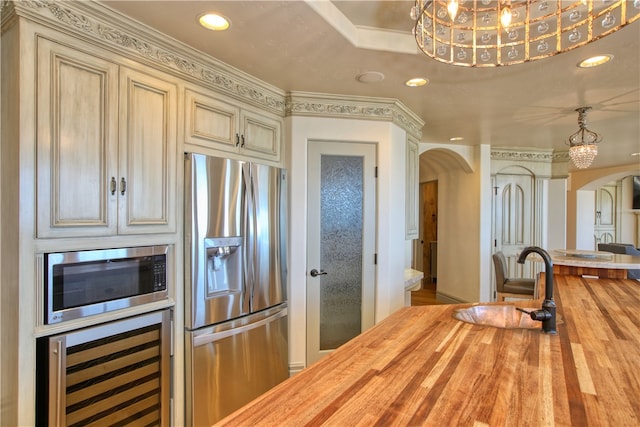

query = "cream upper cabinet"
[[118, 66, 177, 235], [36, 38, 119, 238], [185, 88, 282, 163], [405, 136, 419, 239], [36, 38, 177, 238], [239, 108, 281, 161]]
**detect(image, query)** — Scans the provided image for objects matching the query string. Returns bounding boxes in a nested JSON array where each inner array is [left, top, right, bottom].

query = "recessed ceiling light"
[[449, 136, 464, 141], [405, 78, 429, 87], [631, 152, 640, 156], [198, 13, 230, 31], [356, 71, 385, 84], [578, 54, 613, 68]]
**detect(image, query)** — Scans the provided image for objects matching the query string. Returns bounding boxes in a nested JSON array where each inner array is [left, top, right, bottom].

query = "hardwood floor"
[[410, 279, 447, 306]]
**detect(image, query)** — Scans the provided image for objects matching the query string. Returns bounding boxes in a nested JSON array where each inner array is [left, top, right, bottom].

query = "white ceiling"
[[102, 0, 640, 171]]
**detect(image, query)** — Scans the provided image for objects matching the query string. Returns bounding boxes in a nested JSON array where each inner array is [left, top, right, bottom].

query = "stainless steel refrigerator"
[[184, 152, 288, 426]]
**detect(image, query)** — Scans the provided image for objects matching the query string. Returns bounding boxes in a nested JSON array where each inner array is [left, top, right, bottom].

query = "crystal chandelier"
[[567, 107, 602, 169], [411, 0, 640, 67]]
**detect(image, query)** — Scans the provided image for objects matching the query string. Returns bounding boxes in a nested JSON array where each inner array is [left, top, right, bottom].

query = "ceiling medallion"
[[356, 71, 385, 83], [411, 0, 640, 67]]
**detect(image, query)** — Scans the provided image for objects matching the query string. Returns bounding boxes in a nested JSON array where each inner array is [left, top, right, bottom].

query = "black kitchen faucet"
[[516, 246, 557, 335]]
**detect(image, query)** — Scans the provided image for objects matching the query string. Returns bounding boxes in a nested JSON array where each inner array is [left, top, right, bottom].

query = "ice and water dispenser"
[[204, 236, 243, 296]]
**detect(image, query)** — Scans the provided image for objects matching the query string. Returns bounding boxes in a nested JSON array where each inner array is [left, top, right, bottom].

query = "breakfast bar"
[[217, 275, 640, 426], [549, 249, 640, 279]]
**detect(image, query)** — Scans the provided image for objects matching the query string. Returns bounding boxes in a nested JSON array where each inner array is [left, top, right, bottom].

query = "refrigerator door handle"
[[193, 307, 287, 347], [242, 163, 254, 313]]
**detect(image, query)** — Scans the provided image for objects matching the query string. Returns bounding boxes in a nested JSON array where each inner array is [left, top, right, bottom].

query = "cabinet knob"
[[235, 133, 240, 147], [240, 134, 245, 147], [120, 177, 127, 196], [110, 177, 117, 195]]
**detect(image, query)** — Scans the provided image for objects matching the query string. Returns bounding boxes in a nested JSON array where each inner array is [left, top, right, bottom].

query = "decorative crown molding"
[[11, 0, 285, 115], [286, 92, 424, 139], [7, 0, 429, 135], [491, 147, 569, 163], [553, 151, 570, 162], [491, 147, 570, 178]]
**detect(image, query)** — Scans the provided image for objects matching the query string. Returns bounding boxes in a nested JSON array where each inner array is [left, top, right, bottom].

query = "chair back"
[[598, 243, 627, 255], [492, 252, 507, 292], [599, 243, 640, 279]]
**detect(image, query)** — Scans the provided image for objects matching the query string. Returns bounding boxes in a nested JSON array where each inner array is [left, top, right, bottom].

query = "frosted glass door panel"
[[319, 155, 363, 350], [307, 141, 376, 365]]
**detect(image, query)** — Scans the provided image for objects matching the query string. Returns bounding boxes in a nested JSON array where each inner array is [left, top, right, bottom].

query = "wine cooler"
[[36, 310, 171, 426]]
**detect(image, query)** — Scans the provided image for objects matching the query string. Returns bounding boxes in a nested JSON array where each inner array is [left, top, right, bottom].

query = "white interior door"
[[594, 185, 616, 248], [494, 173, 534, 280], [306, 141, 376, 366]]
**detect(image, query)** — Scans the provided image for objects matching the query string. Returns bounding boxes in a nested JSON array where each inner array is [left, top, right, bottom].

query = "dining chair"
[[492, 251, 536, 301]]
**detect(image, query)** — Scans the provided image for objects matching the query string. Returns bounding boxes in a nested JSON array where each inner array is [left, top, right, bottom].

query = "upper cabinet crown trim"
[[8, 0, 286, 116], [286, 91, 424, 139]]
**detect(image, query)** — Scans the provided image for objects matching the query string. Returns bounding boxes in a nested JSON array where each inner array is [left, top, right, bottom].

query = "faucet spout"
[[517, 246, 557, 334]]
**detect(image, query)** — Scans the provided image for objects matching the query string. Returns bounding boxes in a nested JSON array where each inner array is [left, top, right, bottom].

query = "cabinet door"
[[184, 88, 240, 153], [594, 185, 616, 248], [240, 109, 282, 162], [405, 136, 419, 239], [118, 67, 177, 234], [36, 38, 119, 238]]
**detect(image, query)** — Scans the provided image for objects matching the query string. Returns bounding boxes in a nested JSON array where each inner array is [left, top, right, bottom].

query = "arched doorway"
[[415, 147, 477, 303], [568, 167, 640, 249]]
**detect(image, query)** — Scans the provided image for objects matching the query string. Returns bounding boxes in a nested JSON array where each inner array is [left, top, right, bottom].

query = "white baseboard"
[[436, 291, 467, 304], [288, 363, 305, 377]]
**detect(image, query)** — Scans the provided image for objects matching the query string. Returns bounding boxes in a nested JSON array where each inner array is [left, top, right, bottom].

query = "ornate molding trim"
[[491, 147, 568, 163], [491, 147, 570, 178], [553, 151, 570, 162], [1, 0, 17, 28], [12, 0, 285, 115], [1, 0, 10, 15], [286, 92, 424, 139]]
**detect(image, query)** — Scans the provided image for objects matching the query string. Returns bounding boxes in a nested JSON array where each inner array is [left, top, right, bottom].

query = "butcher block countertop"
[[218, 275, 640, 426]]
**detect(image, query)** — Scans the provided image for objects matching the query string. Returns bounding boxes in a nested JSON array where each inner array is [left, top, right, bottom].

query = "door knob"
[[310, 269, 327, 277]]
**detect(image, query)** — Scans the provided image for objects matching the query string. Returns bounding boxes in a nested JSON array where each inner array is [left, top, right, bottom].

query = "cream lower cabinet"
[[184, 88, 282, 163], [36, 37, 177, 238]]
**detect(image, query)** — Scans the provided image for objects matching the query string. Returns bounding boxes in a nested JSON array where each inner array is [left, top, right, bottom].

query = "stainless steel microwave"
[[45, 245, 169, 324]]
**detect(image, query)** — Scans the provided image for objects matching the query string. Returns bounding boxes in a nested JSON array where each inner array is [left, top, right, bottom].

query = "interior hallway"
[[411, 280, 446, 306]]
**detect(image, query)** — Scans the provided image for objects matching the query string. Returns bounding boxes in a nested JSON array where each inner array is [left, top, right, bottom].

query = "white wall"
[[477, 145, 493, 302], [437, 164, 482, 302], [286, 115, 408, 369], [379, 124, 410, 316], [576, 190, 596, 249], [547, 179, 568, 250]]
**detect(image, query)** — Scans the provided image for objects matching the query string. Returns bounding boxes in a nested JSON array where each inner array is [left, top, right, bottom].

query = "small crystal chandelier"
[[567, 107, 602, 169], [411, 0, 640, 67]]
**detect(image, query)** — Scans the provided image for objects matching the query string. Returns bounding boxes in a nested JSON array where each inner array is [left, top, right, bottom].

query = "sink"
[[452, 305, 541, 329]]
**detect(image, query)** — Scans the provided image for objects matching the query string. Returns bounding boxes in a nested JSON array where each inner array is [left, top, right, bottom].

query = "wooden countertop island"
[[548, 249, 640, 279], [218, 275, 640, 426]]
